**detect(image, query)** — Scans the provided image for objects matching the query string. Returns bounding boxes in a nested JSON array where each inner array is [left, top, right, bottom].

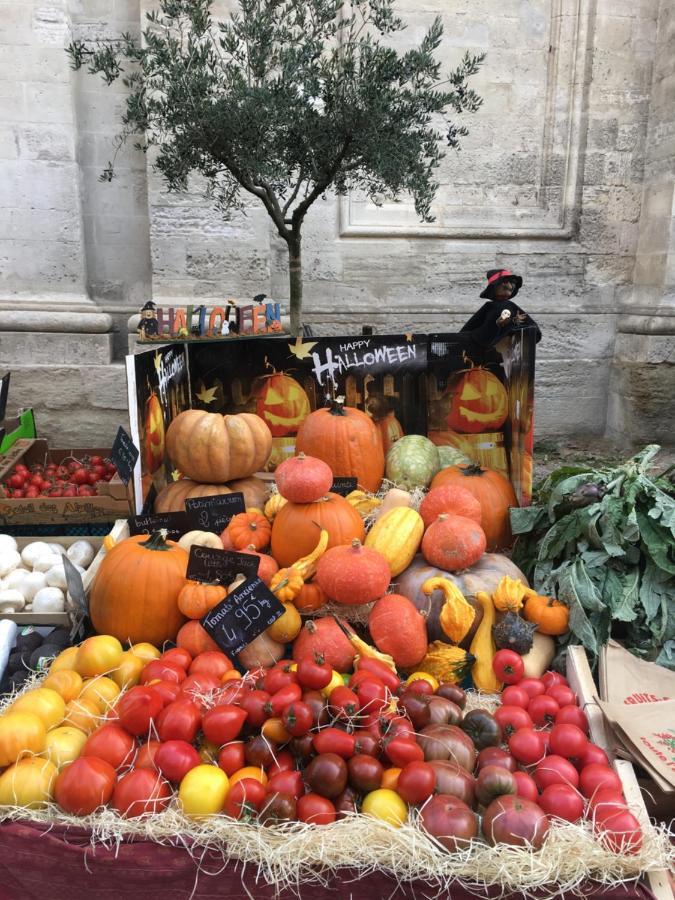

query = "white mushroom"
[[0, 549, 21, 578], [45, 564, 68, 590], [4, 568, 30, 593], [32, 587, 65, 614], [66, 540, 95, 569], [21, 571, 48, 602], [20, 541, 53, 569], [0, 589, 26, 613], [47, 543, 67, 556], [0, 535, 18, 554], [32, 553, 65, 574]]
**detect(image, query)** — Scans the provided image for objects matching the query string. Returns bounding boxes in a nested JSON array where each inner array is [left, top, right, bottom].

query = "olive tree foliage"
[[68, 0, 483, 334]]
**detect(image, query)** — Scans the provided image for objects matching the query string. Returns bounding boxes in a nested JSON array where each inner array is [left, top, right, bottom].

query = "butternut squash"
[[520, 632, 556, 678], [470, 591, 502, 692], [373, 487, 412, 520], [365, 507, 423, 576]]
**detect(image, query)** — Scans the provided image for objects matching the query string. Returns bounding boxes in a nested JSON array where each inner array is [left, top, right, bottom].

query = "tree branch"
[[291, 136, 353, 227]]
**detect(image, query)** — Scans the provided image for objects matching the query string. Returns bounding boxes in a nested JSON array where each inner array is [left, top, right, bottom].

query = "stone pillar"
[[606, 0, 675, 443]]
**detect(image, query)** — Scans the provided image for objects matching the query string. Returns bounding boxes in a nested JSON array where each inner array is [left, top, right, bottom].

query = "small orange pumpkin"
[[523, 593, 570, 636], [227, 512, 272, 551], [176, 620, 220, 657], [293, 581, 328, 613], [177, 581, 227, 619], [421, 514, 486, 572]]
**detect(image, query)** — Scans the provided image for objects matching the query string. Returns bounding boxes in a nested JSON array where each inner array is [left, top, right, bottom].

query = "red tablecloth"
[[0, 821, 656, 900]]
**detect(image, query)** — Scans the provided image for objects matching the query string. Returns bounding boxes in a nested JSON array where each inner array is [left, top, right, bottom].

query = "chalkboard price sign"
[[186, 544, 259, 585], [331, 476, 358, 497], [128, 511, 189, 542], [201, 577, 285, 657], [185, 492, 245, 533], [111, 426, 139, 485]]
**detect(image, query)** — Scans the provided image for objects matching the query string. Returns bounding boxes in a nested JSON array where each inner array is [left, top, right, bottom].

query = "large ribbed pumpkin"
[[315, 540, 391, 606], [143, 392, 165, 474], [166, 410, 272, 482], [154, 476, 269, 513], [430, 464, 518, 551], [89, 532, 188, 646], [271, 492, 365, 568], [385, 435, 440, 490], [295, 399, 384, 493], [252, 372, 311, 437], [446, 368, 508, 434]]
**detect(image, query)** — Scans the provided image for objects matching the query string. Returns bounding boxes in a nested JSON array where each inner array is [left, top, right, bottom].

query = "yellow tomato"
[[42, 670, 83, 703], [406, 672, 439, 692], [178, 765, 229, 818], [229, 766, 268, 787], [322, 670, 345, 698], [0, 758, 57, 809], [261, 717, 291, 744], [0, 712, 46, 767], [129, 642, 161, 662], [266, 603, 302, 643], [12, 688, 66, 730], [79, 676, 120, 712], [75, 635, 124, 678], [63, 697, 101, 734], [112, 651, 145, 689], [41, 726, 87, 770], [49, 646, 78, 674], [380, 767, 401, 791], [362, 789, 407, 828]]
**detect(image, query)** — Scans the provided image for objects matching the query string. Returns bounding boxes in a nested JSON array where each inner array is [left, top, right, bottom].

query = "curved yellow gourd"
[[470, 591, 502, 692], [422, 576, 475, 644]]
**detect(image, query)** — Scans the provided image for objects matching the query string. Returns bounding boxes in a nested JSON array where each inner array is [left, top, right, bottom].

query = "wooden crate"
[[566, 645, 673, 900]]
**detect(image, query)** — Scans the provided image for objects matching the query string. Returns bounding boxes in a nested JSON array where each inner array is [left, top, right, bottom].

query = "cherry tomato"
[[116, 686, 163, 737], [266, 769, 303, 800], [266, 683, 302, 718], [267, 749, 295, 777], [541, 671, 568, 691], [347, 754, 383, 793], [492, 650, 524, 685], [301, 690, 329, 728], [258, 791, 297, 825], [518, 678, 546, 700], [405, 679, 434, 696], [178, 673, 221, 708], [539, 783, 584, 822], [494, 705, 533, 738], [240, 690, 271, 728], [54, 757, 116, 815], [305, 753, 348, 799], [217, 741, 245, 776], [112, 769, 171, 818], [156, 699, 201, 743], [329, 686, 360, 719], [224, 777, 267, 819], [512, 770, 539, 803], [555, 704, 589, 733], [527, 694, 560, 727], [155, 740, 201, 783], [135, 740, 161, 770], [395, 761, 435, 805], [508, 728, 546, 766], [353, 732, 381, 758], [296, 655, 332, 691], [297, 793, 336, 825], [500, 686, 531, 710], [383, 736, 424, 768], [81, 724, 136, 771], [546, 685, 577, 708], [189, 651, 233, 680], [312, 728, 356, 759], [576, 743, 609, 770], [579, 763, 623, 799], [533, 755, 579, 791], [549, 724, 588, 760], [281, 701, 314, 737], [354, 676, 388, 716], [245, 734, 277, 768], [201, 705, 248, 745]]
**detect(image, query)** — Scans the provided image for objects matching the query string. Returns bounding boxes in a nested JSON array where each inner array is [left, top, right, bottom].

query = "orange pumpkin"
[[430, 465, 518, 551], [177, 581, 227, 619], [89, 531, 188, 646], [375, 413, 405, 455], [271, 492, 365, 568], [252, 372, 310, 437], [227, 511, 272, 551], [154, 476, 269, 513], [165, 410, 272, 482], [421, 514, 486, 572], [176, 620, 220, 657], [238, 546, 279, 585], [296, 398, 385, 493], [315, 540, 391, 606], [143, 392, 165, 474], [419, 484, 482, 530], [293, 581, 328, 613], [292, 618, 356, 672], [275, 453, 333, 503], [446, 368, 508, 434], [523, 593, 570, 636], [368, 594, 428, 669]]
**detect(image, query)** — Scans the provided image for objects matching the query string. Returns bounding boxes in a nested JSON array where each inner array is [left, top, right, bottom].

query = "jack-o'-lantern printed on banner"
[[252, 366, 311, 437], [445, 360, 509, 434]]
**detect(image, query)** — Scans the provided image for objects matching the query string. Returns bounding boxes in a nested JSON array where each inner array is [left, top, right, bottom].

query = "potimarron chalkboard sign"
[[201, 577, 285, 657], [186, 544, 259, 585], [185, 492, 245, 534]]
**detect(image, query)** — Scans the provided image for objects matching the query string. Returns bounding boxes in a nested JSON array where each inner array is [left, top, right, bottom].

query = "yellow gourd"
[[346, 490, 382, 517], [422, 576, 475, 644], [470, 591, 502, 692], [294, 529, 329, 580], [270, 567, 305, 602], [264, 492, 287, 522], [417, 642, 475, 684], [365, 507, 424, 576], [491, 575, 528, 612]]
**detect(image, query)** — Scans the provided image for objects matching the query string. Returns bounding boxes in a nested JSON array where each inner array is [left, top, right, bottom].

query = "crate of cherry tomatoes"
[[0, 440, 132, 526]]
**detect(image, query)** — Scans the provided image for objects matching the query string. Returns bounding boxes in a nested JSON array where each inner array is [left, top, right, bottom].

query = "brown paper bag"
[[599, 640, 675, 705], [599, 699, 675, 792]]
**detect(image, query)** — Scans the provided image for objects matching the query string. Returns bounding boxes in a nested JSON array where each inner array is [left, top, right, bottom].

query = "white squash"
[[20, 541, 53, 569], [0, 535, 18, 554], [45, 564, 68, 591], [521, 632, 556, 679], [177, 531, 223, 552], [21, 571, 48, 602], [33, 553, 65, 574], [0, 549, 21, 578], [66, 541, 95, 568], [32, 587, 66, 613], [0, 589, 26, 613]]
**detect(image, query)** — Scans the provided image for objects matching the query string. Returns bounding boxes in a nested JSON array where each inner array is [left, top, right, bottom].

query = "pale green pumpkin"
[[385, 435, 441, 490]]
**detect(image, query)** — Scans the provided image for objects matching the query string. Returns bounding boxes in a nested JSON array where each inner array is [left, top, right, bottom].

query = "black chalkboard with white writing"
[[185, 492, 245, 534], [330, 477, 358, 497], [128, 511, 189, 542], [186, 544, 259, 585], [111, 426, 139, 486], [201, 577, 285, 657]]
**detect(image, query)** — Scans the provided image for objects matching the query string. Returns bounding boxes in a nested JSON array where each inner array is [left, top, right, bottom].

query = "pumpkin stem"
[[139, 529, 173, 551], [328, 396, 347, 416], [458, 464, 484, 476], [350, 539, 363, 550], [297, 452, 306, 460]]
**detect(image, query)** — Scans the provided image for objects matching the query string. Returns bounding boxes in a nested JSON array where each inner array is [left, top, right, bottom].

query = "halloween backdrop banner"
[[127, 330, 536, 514]]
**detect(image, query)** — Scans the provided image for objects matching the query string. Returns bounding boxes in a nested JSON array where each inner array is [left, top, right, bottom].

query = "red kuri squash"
[[368, 594, 428, 669], [419, 484, 482, 530], [275, 453, 333, 503], [421, 514, 486, 572], [292, 617, 356, 672], [315, 540, 391, 606]]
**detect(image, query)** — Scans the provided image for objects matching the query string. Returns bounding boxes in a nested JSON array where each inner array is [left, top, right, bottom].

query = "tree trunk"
[[288, 231, 302, 337]]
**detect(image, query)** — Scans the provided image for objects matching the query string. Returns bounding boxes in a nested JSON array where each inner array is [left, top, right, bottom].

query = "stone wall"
[[0, 0, 673, 446]]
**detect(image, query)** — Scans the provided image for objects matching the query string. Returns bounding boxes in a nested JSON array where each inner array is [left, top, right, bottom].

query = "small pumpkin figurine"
[[523, 591, 570, 636]]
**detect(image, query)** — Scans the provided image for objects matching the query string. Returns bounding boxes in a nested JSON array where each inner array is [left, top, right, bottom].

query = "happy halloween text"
[[310, 342, 418, 385]]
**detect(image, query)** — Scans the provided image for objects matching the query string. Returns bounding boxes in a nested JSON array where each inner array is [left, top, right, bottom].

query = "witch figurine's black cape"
[[461, 269, 541, 348]]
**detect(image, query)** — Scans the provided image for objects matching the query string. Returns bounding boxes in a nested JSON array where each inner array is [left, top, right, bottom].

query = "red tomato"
[[263, 664, 297, 695], [265, 751, 293, 779], [296, 656, 331, 691], [354, 676, 388, 716], [518, 678, 546, 700], [161, 648, 192, 670], [500, 686, 530, 710], [555, 704, 589, 733], [549, 724, 588, 760], [55, 757, 116, 815], [383, 736, 424, 768], [588, 789, 628, 819], [533, 755, 580, 791], [527, 695, 560, 728], [492, 649, 524, 685], [155, 740, 201, 783], [579, 763, 623, 799], [148, 680, 181, 707], [140, 660, 186, 686], [494, 705, 534, 738], [595, 810, 643, 854], [576, 743, 609, 770], [405, 679, 434, 696], [539, 783, 584, 822], [189, 651, 233, 680], [82, 724, 136, 770], [178, 673, 222, 708], [266, 683, 302, 718], [157, 699, 202, 743], [224, 778, 267, 819], [512, 771, 539, 803], [541, 671, 568, 691], [312, 728, 356, 759], [353, 732, 381, 759], [240, 690, 271, 728], [297, 793, 336, 825], [355, 658, 400, 693], [329, 686, 360, 719], [546, 685, 576, 708], [379, 714, 415, 741], [135, 740, 161, 770], [201, 705, 248, 745], [281, 701, 314, 737], [396, 761, 435, 805], [266, 769, 304, 800], [116, 686, 163, 737], [304, 753, 348, 798], [112, 769, 171, 818], [217, 741, 245, 776], [508, 728, 546, 766]]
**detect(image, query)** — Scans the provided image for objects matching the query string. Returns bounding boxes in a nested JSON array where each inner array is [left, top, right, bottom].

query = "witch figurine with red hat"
[[461, 269, 541, 348]]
